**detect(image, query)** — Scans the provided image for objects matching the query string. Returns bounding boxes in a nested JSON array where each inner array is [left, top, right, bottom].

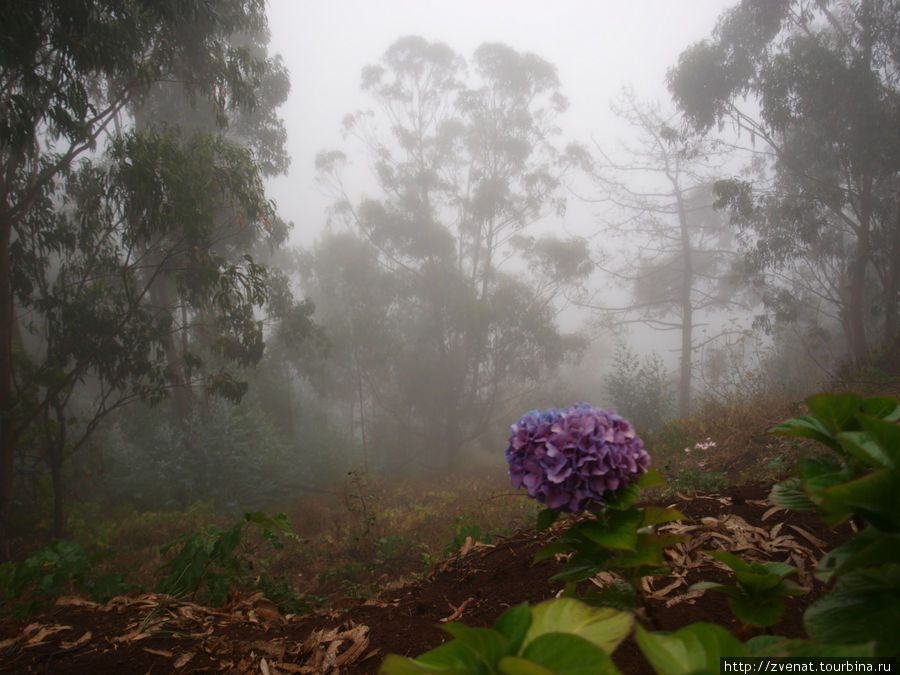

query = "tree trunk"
[[848, 176, 873, 365], [884, 188, 900, 346], [676, 190, 693, 418], [46, 396, 67, 539], [0, 221, 14, 552]]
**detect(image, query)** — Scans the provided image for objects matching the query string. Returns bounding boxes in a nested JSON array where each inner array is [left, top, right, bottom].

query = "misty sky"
[[264, 0, 734, 247]]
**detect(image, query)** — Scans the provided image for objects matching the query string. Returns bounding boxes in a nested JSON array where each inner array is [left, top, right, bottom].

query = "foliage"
[[0, 0, 301, 542], [155, 511, 306, 611], [310, 36, 591, 470], [534, 468, 685, 617], [669, 0, 900, 364], [587, 92, 744, 417], [691, 550, 807, 628], [769, 393, 900, 655], [605, 343, 674, 433], [93, 394, 312, 512], [380, 598, 632, 674], [0, 540, 131, 617], [384, 392, 899, 670]]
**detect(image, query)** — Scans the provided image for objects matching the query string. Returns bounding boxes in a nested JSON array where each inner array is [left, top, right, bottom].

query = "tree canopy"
[[0, 0, 293, 542], [668, 0, 900, 365]]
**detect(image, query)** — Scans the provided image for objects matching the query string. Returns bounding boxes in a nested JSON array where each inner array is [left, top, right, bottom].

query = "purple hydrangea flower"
[[506, 402, 650, 513]]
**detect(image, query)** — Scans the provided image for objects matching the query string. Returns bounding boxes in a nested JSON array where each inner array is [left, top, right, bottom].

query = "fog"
[[3, 0, 895, 540], [264, 0, 731, 248]]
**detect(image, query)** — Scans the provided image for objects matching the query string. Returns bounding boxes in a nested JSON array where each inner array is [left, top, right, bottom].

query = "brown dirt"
[[0, 482, 852, 674]]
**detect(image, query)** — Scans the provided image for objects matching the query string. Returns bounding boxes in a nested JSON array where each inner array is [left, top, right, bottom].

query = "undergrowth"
[[4, 378, 896, 617]]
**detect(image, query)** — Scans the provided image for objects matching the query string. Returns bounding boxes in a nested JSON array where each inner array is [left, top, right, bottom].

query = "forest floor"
[[0, 480, 852, 674]]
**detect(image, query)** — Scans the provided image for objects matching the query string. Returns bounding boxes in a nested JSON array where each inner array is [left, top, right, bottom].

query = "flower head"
[[506, 402, 650, 513]]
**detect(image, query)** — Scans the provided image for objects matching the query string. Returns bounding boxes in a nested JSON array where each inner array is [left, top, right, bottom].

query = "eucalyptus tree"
[[314, 37, 590, 470], [584, 93, 745, 416], [0, 1, 288, 541], [668, 0, 900, 365]]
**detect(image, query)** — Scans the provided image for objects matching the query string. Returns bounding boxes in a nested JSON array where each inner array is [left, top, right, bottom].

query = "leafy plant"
[[380, 598, 632, 674], [443, 516, 496, 557], [768, 393, 900, 655], [155, 511, 306, 611], [535, 468, 686, 619], [0, 540, 132, 617], [691, 551, 807, 628]]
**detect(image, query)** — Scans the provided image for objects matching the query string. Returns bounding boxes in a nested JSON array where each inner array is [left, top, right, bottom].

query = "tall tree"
[[583, 93, 745, 416], [668, 0, 900, 365], [0, 1, 284, 543], [313, 37, 590, 470]]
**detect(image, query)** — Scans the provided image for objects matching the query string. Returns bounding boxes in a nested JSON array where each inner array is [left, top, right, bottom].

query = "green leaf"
[[524, 598, 633, 655], [818, 467, 900, 531], [583, 579, 638, 611], [442, 624, 510, 668], [704, 550, 751, 573], [413, 640, 489, 672], [837, 431, 894, 469], [726, 595, 786, 627], [806, 393, 863, 435], [769, 415, 838, 451], [498, 656, 555, 675], [536, 508, 560, 532], [634, 623, 745, 675], [603, 483, 641, 510], [493, 603, 532, 655], [747, 636, 875, 658], [517, 633, 621, 674], [859, 396, 900, 422], [533, 542, 573, 564], [380, 650, 478, 674], [640, 506, 686, 528], [816, 529, 900, 581], [856, 415, 900, 466], [577, 511, 642, 550], [690, 581, 742, 599], [804, 564, 900, 656], [636, 467, 665, 488]]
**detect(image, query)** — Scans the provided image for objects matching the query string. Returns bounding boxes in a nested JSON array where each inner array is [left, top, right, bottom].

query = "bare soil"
[[0, 481, 851, 674]]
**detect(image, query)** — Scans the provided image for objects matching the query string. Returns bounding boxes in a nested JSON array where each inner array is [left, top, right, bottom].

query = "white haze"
[[264, 0, 734, 247]]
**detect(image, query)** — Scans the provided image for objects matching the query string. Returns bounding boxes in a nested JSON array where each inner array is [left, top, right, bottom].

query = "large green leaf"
[[804, 564, 900, 657], [634, 623, 746, 675], [805, 393, 863, 435], [381, 639, 486, 673], [514, 633, 621, 675], [726, 594, 787, 627], [524, 598, 633, 655], [816, 528, 900, 581], [442, 624, 510, 670], [746, 636, 875, 658], [493, 603, 532, 655], [856, 415, 900, 466], [818, 468, 900, 531], [577, 511, 642, 550], [769, 415, 838, 451], [859, 396, 900, 422], [837, 431, 894, 469]]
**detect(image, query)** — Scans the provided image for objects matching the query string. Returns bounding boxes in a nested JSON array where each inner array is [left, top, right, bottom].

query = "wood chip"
[[788, 525, 827, 549], [440, 597, 475, 623], [59, 631, 92, 650], [143, 647, 173, 658], [173, 651, 196, 669], [762, 506, 785, 521]]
